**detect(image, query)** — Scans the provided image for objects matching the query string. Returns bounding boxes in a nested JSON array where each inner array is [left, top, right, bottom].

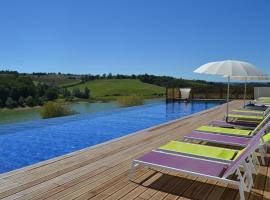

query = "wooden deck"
[[0, 100, 269, 200]]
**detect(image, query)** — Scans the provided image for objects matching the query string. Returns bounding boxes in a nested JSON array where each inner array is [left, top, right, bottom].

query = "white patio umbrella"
[[229, 75, 270, 107], [194, 60, 266, 118]]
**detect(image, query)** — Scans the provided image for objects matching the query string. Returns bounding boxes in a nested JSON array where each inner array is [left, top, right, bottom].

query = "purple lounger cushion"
[[185, 131, 251, 146], [136, 151, 228, 177]]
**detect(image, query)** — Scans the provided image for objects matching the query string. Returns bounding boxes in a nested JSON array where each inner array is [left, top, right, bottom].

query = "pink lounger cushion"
[[135, 151, 228, 178]]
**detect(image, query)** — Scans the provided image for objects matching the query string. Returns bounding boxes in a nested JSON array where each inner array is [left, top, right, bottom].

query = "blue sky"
[[0, 0, 270, 81]]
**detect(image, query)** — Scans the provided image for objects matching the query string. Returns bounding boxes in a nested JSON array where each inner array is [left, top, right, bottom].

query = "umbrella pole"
[[226, 76, 230, 121], [243, 79, 247, 108]]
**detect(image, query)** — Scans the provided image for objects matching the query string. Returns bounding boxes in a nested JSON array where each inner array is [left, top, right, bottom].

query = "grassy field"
[[67, 79, 165, 100]]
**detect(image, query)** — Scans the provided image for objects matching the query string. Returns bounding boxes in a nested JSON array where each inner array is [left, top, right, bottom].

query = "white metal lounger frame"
[[129, 151, 253, 200], [263, 106, 270, 116]]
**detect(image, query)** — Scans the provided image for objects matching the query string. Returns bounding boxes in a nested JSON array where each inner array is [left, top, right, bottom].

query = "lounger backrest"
[[251, 112, 270, 135], [223, 120, 270, 178]]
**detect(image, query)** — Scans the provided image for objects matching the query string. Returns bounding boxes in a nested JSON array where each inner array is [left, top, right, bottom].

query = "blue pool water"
[[0, 100, 223, 173]]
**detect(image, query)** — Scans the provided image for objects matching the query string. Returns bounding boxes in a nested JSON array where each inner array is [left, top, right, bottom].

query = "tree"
[[36, 83, 48, 97], [18, 96, 25, 107], [25, 96, 35, 107], [36, 97, 46, 106], [107, 73, 113, 79], [5, 97, 17, 108], [84, 87, 90, 99], [72, 88, 82, 98], [62, 88, 71, 98], [45, 87, 58, 100]]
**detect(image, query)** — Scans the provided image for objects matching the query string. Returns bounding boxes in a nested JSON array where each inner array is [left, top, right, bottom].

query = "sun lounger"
[[255, 97, 270, 104], [184, 120, 270, 165], [258, 97, 270, 101], [230, 111, 264, 116], [252, 98, 270, 106], [185, 130, 270, 148], [209, 120, 257, 129], [245, 103, 268, 110], [232, 109, 265, 114], [129, 132, 262, 200], [194, 112, 270, 137], [230, 106, 270, 117], [158, 140, 241, 162], [195, 125, 252, 136], [227, 114, 264, 121], [158, 140, 260, 175], [224, 107, 270, 123]]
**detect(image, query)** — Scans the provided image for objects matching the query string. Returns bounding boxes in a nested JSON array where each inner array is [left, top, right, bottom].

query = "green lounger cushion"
[[263, 132, 270, 142], [258, 97, 270, 100], [159, 141, 239, 160], [196, 125, 252, 136], [228, 114, 264, 120], [258, 97, 270, 102], [232, 109, 264, 114]]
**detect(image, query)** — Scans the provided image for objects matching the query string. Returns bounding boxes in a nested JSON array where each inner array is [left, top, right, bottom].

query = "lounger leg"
[[243, 162, 253, 190], [236, 167, 250, 193], [258, 145, 266, 165], [183, 138, 189, 142], [239, 184, 246, 200], [247, 155, 257, 175], [236, 168, 246, 200], [129, 161, 138, 180]]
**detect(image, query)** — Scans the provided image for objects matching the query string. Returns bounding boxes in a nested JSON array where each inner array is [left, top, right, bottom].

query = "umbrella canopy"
[[194, 60, 266, 119], [194, 60, 265, 77]]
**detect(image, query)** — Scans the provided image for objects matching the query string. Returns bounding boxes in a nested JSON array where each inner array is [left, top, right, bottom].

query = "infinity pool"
[[0, 100, 223, 173]]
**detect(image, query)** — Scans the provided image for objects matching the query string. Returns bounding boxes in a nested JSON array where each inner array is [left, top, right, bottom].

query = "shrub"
[[5, 97, 17, 108], [18, 96, 25, 107], [40, 102, 76, 119], [25, 96, 36, 107], [117, 96, 144, 107]]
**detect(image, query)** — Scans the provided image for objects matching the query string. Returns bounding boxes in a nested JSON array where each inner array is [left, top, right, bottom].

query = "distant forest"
[[0, 70, 269, 108]]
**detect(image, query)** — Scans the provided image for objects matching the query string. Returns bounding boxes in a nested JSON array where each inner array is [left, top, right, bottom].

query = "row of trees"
[[0, 74, 91, 108], [62, 87, 90, 100]]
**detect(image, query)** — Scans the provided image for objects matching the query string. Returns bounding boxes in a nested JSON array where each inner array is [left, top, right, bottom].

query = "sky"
[[0, 0, 270, 81]]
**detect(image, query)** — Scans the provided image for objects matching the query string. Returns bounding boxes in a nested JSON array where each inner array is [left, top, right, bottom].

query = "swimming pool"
[[0, 100, 223, 173]]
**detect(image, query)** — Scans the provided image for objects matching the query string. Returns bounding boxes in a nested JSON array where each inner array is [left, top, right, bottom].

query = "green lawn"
[[67, 79, 165, 100]]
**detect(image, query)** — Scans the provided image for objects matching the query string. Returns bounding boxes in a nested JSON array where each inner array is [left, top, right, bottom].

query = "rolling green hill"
[[67, 79, 165, 100]]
